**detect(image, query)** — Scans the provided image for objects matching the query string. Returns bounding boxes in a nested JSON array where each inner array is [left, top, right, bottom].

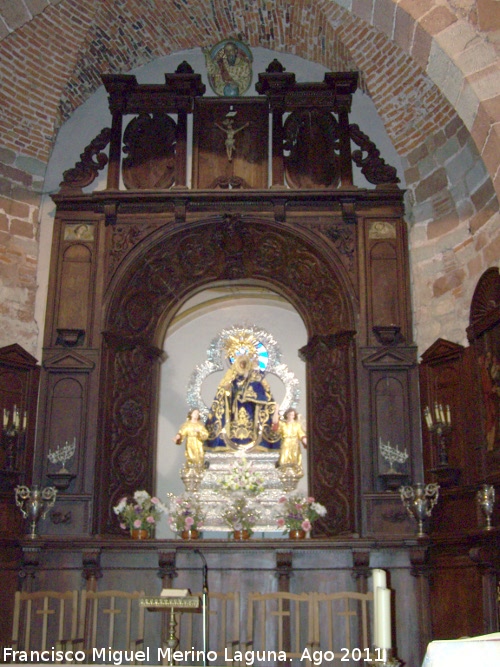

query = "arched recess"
[[96, 215, 358, 537]]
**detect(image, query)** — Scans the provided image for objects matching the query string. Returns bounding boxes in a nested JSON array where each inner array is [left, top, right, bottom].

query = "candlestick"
[[425, 402, 454, 471]]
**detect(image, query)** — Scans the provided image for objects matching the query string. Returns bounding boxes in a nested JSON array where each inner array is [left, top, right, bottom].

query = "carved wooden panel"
[[429, 553, 484, 639], [58, 244, 92, 331], [37, 351, 96, 496], [467, 268, 500, 459], [45, 219, 99, 350], [98, 339, 163, 533], [302, 336, 355, 535], [122, 112, 177, 189], [192, 100, 268, 189], [360, 217, 411, 347], [370, 240, 398, 326], [284, 110, 341, 188], [107, 218, 351, 340]]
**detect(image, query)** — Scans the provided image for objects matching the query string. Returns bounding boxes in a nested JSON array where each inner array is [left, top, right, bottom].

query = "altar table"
[[422, 633, 500, 667]]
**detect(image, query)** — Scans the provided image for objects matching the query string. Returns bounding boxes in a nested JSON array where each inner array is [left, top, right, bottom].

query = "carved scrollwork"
[[107, 345, 158, 522], [209, 176, 250, 189], [50, 510, 72, 525], [350, 123, 400, 185], [108, 221, 350, 339], [108, 224, 160, 278], [467, 267, 500, 342], [308, 344, 353, 535], [59, 128, 111, 193], [324, 224, 356, 272]]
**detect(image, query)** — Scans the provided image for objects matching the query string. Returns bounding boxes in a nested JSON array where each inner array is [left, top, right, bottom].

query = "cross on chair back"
[[79, 590, 145, 657], [246, 591, 314, 662], [11, 590, 79, 653]]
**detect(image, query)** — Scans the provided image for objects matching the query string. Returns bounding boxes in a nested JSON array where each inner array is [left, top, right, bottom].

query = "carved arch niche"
[[97, 216, 357, 537]]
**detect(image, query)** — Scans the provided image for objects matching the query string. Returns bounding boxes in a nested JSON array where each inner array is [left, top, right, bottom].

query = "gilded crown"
[[224, 331, 259, 360]]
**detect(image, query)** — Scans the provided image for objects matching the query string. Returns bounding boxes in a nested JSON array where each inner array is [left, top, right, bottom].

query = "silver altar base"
[[195, 451, 296, 533]]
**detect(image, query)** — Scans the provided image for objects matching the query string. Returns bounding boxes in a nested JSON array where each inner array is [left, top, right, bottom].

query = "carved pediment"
[[43, 351, 95, 372], [361, 346, 417, 368], [467, 267, 500, 342], [0, 343, 38, 368], [420, 338, 464, 365]]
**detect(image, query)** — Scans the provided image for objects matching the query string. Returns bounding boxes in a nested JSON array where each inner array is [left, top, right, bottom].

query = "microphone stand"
[[194, 549, 208, 666]]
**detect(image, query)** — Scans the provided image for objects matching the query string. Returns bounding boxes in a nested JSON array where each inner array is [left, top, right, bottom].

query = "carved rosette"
[[108, 219, 350, 339], [306, 337, 354, 535], [106, 344, 159, 529]]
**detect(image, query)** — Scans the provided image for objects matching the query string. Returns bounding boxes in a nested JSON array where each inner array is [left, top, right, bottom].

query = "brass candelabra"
[[1, 406, 27, 471], [424, 403, 460, 486]]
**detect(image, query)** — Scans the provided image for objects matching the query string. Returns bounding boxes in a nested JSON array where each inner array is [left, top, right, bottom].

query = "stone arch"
[[97, 216, 358, 536], [2, 1, 497, 194]]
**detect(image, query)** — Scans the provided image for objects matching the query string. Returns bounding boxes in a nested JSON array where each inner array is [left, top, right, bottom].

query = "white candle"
[[372, 569, 387, 647], [372, 568, 387, 590], [376, 587, 392, 649]]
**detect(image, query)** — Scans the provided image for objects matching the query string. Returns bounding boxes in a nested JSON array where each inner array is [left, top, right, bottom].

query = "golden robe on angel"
[[278, 408, 307, 476], [174, 408, 209, 468]]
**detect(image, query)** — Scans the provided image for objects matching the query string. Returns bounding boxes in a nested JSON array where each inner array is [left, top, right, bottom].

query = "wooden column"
[[275, 551, 293, 664], [175, 110, 188, 188], [271, 106, 284, 187]]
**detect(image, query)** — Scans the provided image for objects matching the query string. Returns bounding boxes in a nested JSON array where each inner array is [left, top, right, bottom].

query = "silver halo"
[[186, 325, 300, 420]]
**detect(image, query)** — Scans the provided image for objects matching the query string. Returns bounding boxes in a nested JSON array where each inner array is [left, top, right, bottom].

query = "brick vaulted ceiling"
[[0, 1, 497, 174], [0, 0, 499, 354]]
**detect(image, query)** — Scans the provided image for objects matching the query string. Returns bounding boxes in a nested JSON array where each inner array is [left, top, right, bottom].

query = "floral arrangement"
[[276, 494, 327, 533], [113, 490, 167, 533], [222, 495, 259, 535], [167, 494, 206, 534], [220, 455, 265, 495]]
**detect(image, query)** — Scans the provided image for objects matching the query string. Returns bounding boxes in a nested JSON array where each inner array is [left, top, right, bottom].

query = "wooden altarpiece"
[[34, 60, 422, 540], [0, 60, 437, 666], [419, 268, 500, 640]]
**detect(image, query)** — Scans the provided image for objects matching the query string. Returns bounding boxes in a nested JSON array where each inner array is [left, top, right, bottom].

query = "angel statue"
[[277, 408, 307, 478], [174, 408, 209, 469]]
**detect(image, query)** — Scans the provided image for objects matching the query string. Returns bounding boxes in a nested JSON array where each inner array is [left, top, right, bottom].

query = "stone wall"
[[0, 0, 499, 356]]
